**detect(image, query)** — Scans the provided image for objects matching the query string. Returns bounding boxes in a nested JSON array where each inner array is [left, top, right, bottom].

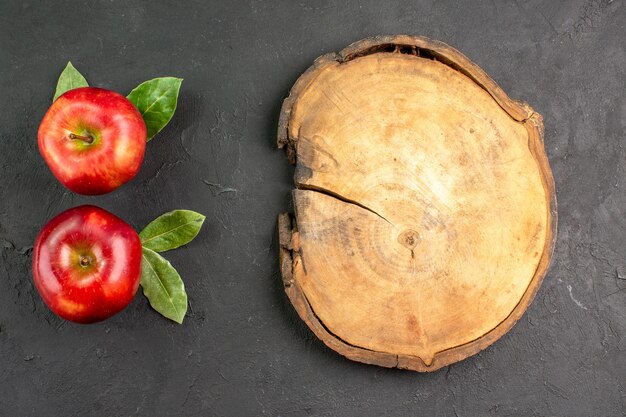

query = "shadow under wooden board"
[[277, 35, 557, 372]]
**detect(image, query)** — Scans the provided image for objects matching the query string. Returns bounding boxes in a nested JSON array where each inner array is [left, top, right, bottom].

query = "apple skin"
[[32, 205, 142, 323], [38, 87, 147, 195]]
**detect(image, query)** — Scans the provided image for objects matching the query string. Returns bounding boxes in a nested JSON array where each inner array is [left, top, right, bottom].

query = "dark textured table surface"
[[1, 1, 625, 416]]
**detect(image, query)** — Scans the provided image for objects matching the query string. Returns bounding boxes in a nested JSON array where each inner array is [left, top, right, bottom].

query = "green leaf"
[[139, 210, 205, 252], [53, 62, 89, 101], [141, 247, 188, 324], [127, 77, 182, 140]]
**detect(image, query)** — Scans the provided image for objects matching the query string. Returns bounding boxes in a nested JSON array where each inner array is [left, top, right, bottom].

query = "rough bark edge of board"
[[277, 35, 558, 372]]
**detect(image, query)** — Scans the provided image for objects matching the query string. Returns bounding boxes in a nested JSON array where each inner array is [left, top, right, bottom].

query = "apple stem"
[[80, 255, 91, 267], [69, 133, 94, 144]]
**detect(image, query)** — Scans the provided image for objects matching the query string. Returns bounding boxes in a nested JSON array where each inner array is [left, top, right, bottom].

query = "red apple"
[[32, 205, 142, 323], [38, 87, 147, 195]]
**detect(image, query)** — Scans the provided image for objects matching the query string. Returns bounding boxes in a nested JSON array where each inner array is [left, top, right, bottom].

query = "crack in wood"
[[295, 183, 393, 226]]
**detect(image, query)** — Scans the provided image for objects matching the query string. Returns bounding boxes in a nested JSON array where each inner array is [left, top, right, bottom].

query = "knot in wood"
[[398, 230, 420, 249]]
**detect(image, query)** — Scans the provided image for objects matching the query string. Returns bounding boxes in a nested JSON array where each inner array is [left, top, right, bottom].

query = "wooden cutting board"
[[277, 35, 557, 372]]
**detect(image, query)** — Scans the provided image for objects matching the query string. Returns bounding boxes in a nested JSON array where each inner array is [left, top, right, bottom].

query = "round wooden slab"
[[277, 35, 557, 372]]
